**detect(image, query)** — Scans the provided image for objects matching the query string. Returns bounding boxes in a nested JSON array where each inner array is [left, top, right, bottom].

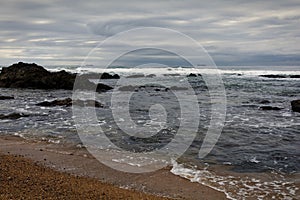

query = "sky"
[[0, 0, 300, 67]]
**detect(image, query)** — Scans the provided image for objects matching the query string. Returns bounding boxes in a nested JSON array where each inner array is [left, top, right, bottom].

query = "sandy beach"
[[0, 153, 169, 200], [0, 135, 226, 199]]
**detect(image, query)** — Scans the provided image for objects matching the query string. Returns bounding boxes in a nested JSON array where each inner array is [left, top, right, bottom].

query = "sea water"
[[0, 65, 299, 199]]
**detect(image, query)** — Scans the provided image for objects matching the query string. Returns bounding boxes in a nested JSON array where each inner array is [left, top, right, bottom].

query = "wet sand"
[[0, 136, 226, 199]]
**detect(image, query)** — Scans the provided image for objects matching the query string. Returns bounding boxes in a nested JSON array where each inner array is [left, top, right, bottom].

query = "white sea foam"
[[45, 66, 300, 77], [249, 156, 260, 163], [170, 160, 299, 200], [13, 132, 25, 139]]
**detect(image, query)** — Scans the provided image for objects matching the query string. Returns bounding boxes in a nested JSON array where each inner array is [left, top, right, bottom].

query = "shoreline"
[[1, 134, 299, 199], [0, 135, 227, 199]]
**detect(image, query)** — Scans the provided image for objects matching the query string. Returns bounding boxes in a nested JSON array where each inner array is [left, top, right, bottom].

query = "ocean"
[[0, 65, 299, 199]]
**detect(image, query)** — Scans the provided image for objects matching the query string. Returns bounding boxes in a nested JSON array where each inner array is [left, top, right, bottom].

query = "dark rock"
[[100, 72, 120, 79], [36, 98, 104, 108], [36, 98, 72, 107], [96, 83, 113, 92], [259, 106, 282, 111], [259, 100, 271, 104], [74, 76, 113, 92], [0, 62, 113, 92], [73, 75, 96, 90], [0, 113, 29, 120], [290, 75, 300, 78], [260, 75, 286, 78], [0, 62, 75, 89], [291, 100, 300, 112], [187, 73, 197, 77], [0, 96, 14, 100]]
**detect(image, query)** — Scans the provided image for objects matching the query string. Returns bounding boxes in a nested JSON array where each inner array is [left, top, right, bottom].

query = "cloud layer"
[[0, 0, 300, 66]]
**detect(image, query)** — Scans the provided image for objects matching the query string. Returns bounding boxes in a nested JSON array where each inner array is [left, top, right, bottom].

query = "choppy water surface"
[[0, 66, 299, 199]]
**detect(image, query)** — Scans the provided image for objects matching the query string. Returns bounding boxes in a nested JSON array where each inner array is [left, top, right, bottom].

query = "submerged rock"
[[36, 98, 104, 108], [0, 62, 113, 92], [0, 96, 14, 100], [0, 113, 29, 120], [259, 106, 282, 111], [291, 100, 300, 112]]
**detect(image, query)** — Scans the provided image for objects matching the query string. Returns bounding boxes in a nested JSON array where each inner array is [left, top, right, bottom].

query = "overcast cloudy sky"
[[1, 0, 300, 67]]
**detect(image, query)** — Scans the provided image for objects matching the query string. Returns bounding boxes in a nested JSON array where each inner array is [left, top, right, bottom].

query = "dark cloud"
[[0, 0, 299, 66]]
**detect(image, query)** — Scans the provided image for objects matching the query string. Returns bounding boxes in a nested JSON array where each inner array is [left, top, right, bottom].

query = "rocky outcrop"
[[291, 100, 300, 112], [0, 113, 29, 120], [36, 98, 104, 108], [0, 96, 14, 100], [0, 62, 75, 89], [0, 62, 113, 92]]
